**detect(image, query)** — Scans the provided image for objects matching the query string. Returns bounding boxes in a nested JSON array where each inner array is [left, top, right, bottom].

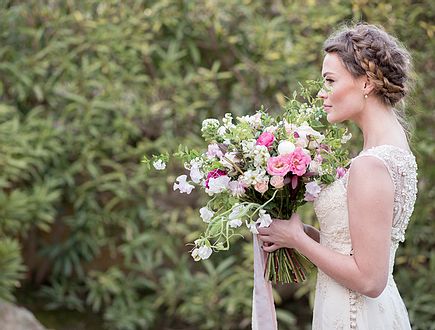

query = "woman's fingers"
[[258, 234, 273, 243], [262, 244, 279, 253]]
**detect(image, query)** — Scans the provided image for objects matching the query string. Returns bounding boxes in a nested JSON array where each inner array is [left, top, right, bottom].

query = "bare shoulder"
[[347, 155, 394, 201]]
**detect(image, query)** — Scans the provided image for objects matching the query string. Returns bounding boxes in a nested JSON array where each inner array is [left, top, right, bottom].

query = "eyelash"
[[325, 79, 334, 83]]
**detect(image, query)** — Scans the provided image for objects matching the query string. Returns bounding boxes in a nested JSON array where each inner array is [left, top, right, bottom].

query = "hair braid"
[[323, 23, 413, 107], [349, 34, 406, 105]]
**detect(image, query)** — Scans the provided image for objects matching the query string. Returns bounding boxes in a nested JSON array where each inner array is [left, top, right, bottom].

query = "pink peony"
[[256, 132, 275, 148], [205, 169, 227, 188], [288, 147, 311, 176], [266, 155, 292, 176]]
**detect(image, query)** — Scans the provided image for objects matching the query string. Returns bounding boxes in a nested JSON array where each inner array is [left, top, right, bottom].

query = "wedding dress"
[[312, 145, 418, 329]]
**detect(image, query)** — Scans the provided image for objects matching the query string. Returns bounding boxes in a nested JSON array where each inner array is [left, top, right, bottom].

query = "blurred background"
[[0, 0, 433, 329]]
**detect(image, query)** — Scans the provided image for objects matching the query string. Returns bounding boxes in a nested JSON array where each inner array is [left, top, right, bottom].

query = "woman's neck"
[[352, 100, 406, 150]]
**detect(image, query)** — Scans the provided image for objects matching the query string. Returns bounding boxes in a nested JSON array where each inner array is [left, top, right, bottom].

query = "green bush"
[[0, 0, 433, 329]]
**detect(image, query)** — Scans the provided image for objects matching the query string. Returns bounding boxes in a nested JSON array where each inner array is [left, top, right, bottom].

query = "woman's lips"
[[323, 105, 332, 112]]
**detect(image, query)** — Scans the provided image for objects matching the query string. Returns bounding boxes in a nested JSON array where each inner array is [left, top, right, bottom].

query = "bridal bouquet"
[[143, 81, 351, 284]]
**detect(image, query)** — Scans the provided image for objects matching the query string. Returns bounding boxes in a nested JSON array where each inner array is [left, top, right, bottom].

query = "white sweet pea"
[[304, 181, 322, 201], [206, 175, 231, 195], [309, 160, 321, 174], [190, 163, 203, 183], [246, 221, 259, 234], [199, 207, 214, 223], [173, 175, 195, 194], [198, 246, 213, 260], [191, 248, 201, 261], [229, 204, 246, 222], [257, 209, 272, 228], [206, 143, 223, 159], [228, 180, 246, 197], [229, 219, 243, 228], [153, 159, 166, 170], [278, 140, 296, 155]]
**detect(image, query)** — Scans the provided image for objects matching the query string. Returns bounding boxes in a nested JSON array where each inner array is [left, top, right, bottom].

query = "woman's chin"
[[326, 113, 338, 124]]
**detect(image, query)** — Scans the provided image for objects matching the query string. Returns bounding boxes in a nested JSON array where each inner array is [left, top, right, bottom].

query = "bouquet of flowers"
[[143, 81, 351, 284]]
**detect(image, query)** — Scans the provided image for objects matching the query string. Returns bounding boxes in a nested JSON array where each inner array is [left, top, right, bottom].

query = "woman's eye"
[[325, 79, 334, 83]]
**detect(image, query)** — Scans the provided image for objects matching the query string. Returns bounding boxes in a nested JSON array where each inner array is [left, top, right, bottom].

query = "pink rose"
[[254, 179, 269, 194], [266, 155, 292, 176], [270, 176, 284, 189], [288, 147, 311, 176], [256, 132, 275, 148], [205, 169, 227, 188]]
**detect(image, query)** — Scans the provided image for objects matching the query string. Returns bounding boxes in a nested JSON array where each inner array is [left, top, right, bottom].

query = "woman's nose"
[[317, 87, 328, 100]]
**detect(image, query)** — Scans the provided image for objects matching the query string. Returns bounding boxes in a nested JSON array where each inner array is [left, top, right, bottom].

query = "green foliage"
[[0, 238, 26, 302], [0, 0, 432, 329]]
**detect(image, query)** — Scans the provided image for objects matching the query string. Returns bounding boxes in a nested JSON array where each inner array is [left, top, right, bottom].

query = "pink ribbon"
[[252, 234, 277, 330]]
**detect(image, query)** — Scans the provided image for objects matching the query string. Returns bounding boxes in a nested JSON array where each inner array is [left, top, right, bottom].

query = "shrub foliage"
[[0, 1, 433, 329]]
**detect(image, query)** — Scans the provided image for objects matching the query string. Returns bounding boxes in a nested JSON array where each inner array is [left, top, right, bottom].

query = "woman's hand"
[[257, 213, 306, 252]]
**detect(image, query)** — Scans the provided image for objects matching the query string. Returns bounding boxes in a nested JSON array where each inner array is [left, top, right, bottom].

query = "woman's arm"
[[303, 224, 320, 243], [258, 156, 394, 298]]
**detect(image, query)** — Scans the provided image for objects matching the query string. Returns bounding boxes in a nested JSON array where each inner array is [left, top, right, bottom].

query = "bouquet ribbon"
[[252, 234, 277, 330]]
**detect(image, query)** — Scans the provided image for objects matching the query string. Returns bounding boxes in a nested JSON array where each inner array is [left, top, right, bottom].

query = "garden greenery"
[[0, 1, 433, 329]]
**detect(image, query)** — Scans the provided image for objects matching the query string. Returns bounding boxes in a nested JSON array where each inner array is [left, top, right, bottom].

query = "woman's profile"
[[258, 23, 417, 329]]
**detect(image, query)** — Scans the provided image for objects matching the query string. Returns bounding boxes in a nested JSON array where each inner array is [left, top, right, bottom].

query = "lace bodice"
[[314, 145, 418, 256]]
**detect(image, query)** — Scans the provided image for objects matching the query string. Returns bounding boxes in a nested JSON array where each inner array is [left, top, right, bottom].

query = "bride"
[[257, 23, 417, 329]]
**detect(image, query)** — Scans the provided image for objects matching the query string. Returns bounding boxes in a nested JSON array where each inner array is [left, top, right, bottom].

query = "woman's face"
[[318, 53, 366, 123]]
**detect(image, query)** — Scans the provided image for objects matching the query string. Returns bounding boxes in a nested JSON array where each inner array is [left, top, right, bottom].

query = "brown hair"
[[323, 22, 413, 106], [323, 22, 414, 133]]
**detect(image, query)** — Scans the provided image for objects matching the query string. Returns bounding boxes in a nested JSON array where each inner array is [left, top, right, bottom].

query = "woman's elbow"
[[361, 277, 388, 298]]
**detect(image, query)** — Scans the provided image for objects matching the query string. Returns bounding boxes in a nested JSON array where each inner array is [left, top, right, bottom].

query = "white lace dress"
[[312, 145, 418, 330]]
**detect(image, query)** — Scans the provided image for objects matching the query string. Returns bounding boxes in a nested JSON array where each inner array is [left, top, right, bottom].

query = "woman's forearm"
[[303, 224, 320, 243], [294, 232, 385, 298]]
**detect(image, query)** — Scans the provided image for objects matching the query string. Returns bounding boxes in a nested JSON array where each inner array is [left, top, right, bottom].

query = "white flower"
[[295, 123, 325, 149], [190, 163, 203, 184], [220, 152, 240, 170], [199, 207, 214, 223], [240, 169, 267, 186], [264, 125, 278, 134], [198, 246, 213, 260], [191, 248, 201, 261], [257, 210, 272, 228], [229, 219, 243, 228], [241, 139, 257, 157], [341, 132, 352, 144], [153, 159, 166, 170], [206, 175, 231, 195], [217, 126, 227, 136], [173, 175, 195, 194], [202, 118, 220, 129], [222, 113, 234, 128], [206, 143, 223, 159], [253, 145, 270, 167], [246, 221, 259, 234], [309, 160, 321, 174], [278, 140, 296, 155], [228, 180, 246, 197], [238, 112, 262, 129], [304, 181, 322, 201]]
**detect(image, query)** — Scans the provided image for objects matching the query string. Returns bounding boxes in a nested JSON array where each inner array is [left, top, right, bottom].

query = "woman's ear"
[[363, 77, 376, 96]]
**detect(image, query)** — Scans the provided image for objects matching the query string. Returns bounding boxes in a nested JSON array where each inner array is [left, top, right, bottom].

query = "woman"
[[257, 23, 417, 329]]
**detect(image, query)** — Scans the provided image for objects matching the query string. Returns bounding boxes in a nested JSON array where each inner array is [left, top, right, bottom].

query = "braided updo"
[[323, 23, 413, 107]]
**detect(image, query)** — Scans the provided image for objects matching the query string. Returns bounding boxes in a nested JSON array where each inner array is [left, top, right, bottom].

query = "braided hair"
[[323, 22, 413, 107]]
